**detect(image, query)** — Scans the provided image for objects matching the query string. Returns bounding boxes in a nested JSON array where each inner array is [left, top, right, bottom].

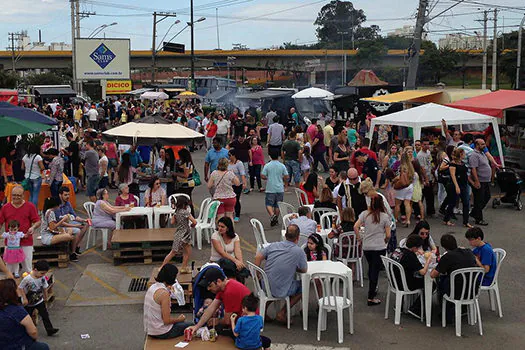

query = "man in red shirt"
[[350, 137, 377, 174], [187, 268, 251, 334], [0, 185, 41, 275]]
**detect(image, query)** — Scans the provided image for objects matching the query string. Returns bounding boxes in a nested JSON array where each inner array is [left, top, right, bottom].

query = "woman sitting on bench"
[[144, 264, 192, 339]]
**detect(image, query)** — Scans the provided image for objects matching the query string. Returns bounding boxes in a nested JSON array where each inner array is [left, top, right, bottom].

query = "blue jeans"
[[50, 180, 63, 199], [285, 160, 301, 185], [27, 341, 50, 350], [28, 177, 42, 207]]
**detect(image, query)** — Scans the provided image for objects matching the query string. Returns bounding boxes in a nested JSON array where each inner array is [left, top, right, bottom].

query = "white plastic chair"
[[320, 212, 339, 231], [294, 187, 309, 206], [83, 201, 109, 252], [282, 213, 296, 228], [381, 256, 424, 325], [480, 248, 506, 318], [441, 267, 485, 337], [133, 195, 140, 206], [335, 233, 364, 288], [312, 207, 336, 223], [194, 200, 220, 250], [301, 242, 332, 261], [250, 218, 269, 251], [169, 193, 191, 204], [196, 198, 212, 224], [247, 261, 290, 330], [312, 272, 354, 343], [277, 201, 296, 229]]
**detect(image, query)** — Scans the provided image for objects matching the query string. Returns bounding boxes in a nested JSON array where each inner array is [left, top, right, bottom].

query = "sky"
[[0, 0, 524, 51]]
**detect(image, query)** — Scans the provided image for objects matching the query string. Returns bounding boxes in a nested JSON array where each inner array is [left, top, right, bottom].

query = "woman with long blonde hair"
[[394, 148, 416, 227]]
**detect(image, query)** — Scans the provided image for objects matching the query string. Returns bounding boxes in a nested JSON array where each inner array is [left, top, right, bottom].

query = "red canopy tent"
[[447, 90, 525, 118]]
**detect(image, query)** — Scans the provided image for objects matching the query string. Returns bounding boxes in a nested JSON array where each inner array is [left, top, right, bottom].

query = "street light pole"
[[516, 15, 525, 89], [190, 0, 195, 92], [337, 31, 348, 86]]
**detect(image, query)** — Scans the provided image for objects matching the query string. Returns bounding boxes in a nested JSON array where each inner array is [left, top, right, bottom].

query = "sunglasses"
[[349, 176, 359, 181]]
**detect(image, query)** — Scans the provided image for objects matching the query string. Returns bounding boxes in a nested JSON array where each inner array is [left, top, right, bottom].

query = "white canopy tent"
[[368, 103, 505, 167], [140, 91, 169, 100], [291, 87, 334, 99]]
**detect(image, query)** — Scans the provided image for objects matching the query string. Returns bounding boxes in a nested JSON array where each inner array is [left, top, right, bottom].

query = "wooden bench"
[[0, 240, 69, 268], [148, 267, 194, 312], [144, 334, 236, 350], [111, 228, 176, 265]]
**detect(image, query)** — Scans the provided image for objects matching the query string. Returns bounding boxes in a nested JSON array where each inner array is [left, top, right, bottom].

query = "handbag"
[[192, 167, 202, 187], [21, 155, 36, 191], [393, 171, 410, 190]]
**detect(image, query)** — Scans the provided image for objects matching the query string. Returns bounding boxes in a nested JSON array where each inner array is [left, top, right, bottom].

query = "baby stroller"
[[193, 264, 225, 324], [492, 168, 523, 211]]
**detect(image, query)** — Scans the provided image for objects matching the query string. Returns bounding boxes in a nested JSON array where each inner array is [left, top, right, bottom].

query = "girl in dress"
[[2, 220, 26, 278], [304, 233, 327, 261], [301, 145, 314, 181], [381, 168, 396, 210], [161, 197, 196, 274]]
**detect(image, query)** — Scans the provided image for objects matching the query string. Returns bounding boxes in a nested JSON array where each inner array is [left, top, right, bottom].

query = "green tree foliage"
[[24, 68, 72, 86], [0, 71, 19, 88], [314, 1, 366, 44], [418, 46, 459, 84], [355, 40, 387, 68], [494, 31, 524, 88]]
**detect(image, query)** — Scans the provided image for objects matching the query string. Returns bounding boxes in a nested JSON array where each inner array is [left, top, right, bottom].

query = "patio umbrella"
[[0, 102, 57, 125], [102, 115, 204, 146], [0, 115, 52, 137], [175, 91, 203, 100], [291, 87, 334, 99]]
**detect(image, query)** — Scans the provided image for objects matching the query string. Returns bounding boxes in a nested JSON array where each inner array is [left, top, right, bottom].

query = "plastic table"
[[116, 207, 153, 229]]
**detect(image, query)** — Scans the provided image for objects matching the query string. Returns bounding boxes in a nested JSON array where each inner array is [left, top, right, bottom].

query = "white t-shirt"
[[216, 119, 230, 134], [22, 154, 43, 179], [99, 155, 109, 177], [87, 108, 98, 121], [210, 231, 239, 262]]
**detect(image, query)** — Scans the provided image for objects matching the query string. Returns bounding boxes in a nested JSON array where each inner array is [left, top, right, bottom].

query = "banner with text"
[[106, 80, 132, 94], [75, 38, 130, 80]]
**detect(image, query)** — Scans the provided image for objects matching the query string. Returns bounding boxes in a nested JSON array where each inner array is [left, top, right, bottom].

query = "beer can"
[[184, 328, 193, 342]]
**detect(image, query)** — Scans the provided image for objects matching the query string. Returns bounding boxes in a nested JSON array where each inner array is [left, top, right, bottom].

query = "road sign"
[[163, 42, 185, 53], [304, 59, 321, 68]]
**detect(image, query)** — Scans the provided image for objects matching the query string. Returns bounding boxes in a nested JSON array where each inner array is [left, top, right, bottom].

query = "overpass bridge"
[[0, 49, 485, 77]]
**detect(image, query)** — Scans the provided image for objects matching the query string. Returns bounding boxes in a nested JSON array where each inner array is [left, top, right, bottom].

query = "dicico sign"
[[106, 80, 132, 94]]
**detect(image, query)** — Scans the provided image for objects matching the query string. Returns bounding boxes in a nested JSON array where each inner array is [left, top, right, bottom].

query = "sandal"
[[443, 221, 455, 226], [463, 223, 473, 228], [367, 299, 381, 306], [179, 267, 191, 274]]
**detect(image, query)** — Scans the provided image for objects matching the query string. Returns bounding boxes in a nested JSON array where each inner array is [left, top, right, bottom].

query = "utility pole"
[[215, 8, 220, 50], [491, 8, 498, 91], [337, 31, 348, 85], [190, 0, 195, 92], [7, 32, 22, 73], [516, 14, 525, 89], [406, 0, 428, 90], [481, 10, 488, 89], [151, 11, 177, 84], [70, 0, 77, 94]]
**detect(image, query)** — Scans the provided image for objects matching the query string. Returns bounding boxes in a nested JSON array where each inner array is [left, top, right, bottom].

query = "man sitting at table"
[[289, 206, 316, 244], [430, 234, 477, 322], [186, 267, 252, 336], [255, 224, 307, 324], [54, 186, 88, 257], [391, 235, 432, 319]]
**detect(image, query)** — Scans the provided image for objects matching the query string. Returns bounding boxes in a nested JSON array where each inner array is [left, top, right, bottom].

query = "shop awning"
[[33, 85, 76, 97], [361, 90, 442, 103], [447, 90, 525, 118]]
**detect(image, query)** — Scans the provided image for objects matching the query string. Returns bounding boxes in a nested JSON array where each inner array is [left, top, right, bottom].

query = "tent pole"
[[368, 121, 375, 147]]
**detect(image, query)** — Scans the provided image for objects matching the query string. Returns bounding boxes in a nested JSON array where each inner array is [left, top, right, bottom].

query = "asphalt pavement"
[[38, 148, 525, 350]]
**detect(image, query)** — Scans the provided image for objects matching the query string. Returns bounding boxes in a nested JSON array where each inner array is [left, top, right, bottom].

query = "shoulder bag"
[[393, 170, 410, 190], [21, 155, 36, 191]]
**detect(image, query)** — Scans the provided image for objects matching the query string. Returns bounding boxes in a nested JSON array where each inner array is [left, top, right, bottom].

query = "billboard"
[[106, 80, 132, 94], [75, 38, 130, 80]]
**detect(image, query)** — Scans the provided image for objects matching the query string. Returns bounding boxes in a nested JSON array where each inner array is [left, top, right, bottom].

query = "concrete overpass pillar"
[[309, 70, 316, 85]]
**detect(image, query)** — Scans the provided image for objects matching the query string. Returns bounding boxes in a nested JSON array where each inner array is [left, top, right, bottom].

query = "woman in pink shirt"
[[248, 136, 265, 192], [104, 142, 118, 188]]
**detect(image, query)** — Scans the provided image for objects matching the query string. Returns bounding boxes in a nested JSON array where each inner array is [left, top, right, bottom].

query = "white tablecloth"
[[116, 207, 153, 229], [300, 260, 353, 331]]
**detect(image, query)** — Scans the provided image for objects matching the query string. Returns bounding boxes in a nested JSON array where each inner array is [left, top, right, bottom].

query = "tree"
[[0, 71, 18, 88], [314, 1, 366, 44], [418, 46, 459, 84], [24, 70, 71, 86], [355, 40, 387, 68]]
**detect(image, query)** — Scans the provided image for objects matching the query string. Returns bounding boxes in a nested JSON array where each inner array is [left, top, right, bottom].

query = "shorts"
[[265, 192, 284, 208], [108, 158, 118, 169], [217, 197, 236, 214], [285, 280, 302, 296], [378, 142, 388, 151], [395, 184, 414, 201], [87, 175, 101, 196]]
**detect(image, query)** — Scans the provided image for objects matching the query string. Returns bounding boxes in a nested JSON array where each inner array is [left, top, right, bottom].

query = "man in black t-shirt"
[[391, 235, 432, 318], [337, 168, 367, 217], [431, 234, 477, 300], [232, 117, 246, 139], [64, 132, 80, 178], [355, 151, 382, 188], [229, 134, 251, 193]]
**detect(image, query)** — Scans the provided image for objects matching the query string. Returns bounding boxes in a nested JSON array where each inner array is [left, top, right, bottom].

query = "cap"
[[197, 268, 225, 288]]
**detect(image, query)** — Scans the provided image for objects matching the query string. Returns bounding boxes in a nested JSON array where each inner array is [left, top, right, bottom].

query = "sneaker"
[[69, 253, 79, 262], [475, 220, 489, 226], [242, 189, 250, 194], [234, 217, 240, 223], [270, 215, 278, 227], [14, 273, 20, 279], [47, 328, 59, 336], [75, 247, 81, 255]]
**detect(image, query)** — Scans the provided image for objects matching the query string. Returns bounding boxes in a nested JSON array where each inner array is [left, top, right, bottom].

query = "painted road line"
[[240, 237, 258, 253], [69, 262, 130, 299], [53, 277, 85, 301]]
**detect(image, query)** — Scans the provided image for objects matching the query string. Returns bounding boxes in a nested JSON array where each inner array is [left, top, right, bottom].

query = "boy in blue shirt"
[[465, 227, 497, 286], [230, 293, 271, 350]]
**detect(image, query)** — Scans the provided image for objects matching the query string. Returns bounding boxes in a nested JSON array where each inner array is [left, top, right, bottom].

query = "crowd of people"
[[0, 97, 508, 349]]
